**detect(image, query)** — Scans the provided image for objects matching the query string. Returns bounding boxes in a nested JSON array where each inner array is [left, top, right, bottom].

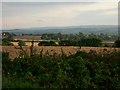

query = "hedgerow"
[[2, 46, 120, 88]]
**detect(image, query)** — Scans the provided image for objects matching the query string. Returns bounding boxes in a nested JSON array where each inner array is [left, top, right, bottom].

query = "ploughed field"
[[1, 46, 120, 59]]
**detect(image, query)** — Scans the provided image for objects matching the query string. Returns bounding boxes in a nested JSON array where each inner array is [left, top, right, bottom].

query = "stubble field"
[[1, 46, 120, 59]]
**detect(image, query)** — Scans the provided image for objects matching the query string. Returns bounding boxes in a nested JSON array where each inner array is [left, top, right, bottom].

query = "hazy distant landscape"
[[3, 25, 118, 35], [2, 2, 120, 89]]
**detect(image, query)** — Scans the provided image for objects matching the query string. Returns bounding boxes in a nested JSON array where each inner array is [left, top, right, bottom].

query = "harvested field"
[[1, 46, 120, 59], [11, 42, 39, 46]]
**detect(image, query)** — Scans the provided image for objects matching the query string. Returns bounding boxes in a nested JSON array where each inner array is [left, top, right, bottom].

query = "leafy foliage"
[[59, 40, 79, 46], [114, 39, 120, 48], [79, 38, 102, 47], [18, 40, 26, 46], [38, 38, 102, 47], [2, 41, 14, 46], [38, 41, 58, 46], [2, 46, 120, 88], [40, 32, 117, 41]]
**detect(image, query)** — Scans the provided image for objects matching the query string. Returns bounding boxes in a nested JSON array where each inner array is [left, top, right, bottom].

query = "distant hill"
[[2, 25, 118, 35]]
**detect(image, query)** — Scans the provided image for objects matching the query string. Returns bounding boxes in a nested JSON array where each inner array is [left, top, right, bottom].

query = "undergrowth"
[[2, 44, 120, 89]]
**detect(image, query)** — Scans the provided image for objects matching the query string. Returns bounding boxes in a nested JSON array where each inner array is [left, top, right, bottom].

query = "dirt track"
[[1, 46, 120, 59]]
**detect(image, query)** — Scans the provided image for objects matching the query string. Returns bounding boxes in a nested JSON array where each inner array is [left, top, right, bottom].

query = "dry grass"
[[1, 46, 120, 59], [11, 42, 39, 46]]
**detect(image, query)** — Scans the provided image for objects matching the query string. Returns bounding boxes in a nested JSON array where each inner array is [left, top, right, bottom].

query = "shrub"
[[59, 40, 79, 46], [38, 41, 58, 46], [18, 40, 26, 46], [2, 41, 14, 46], [38, 41, 50, 46], [2, 46, 120, 88], [114, 39, 120, 48], [49, 41, 58, 46], [79, 38, 102, 47]]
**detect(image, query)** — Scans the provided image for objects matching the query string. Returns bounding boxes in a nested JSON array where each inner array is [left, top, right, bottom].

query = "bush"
[[59, 40, 79, 46], [114, 39, 120, 48], [2, 41, 14, 46], [79, 38, 102, 47], [18, 40, 26, 46], [38, 38, 102, 46], [2, 47, 120, 88], [49, 41, 58, 46], [38, 41, 58, 46]]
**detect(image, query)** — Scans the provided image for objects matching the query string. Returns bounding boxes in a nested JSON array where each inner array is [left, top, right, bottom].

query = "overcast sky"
[[2, 2, 118, 29]]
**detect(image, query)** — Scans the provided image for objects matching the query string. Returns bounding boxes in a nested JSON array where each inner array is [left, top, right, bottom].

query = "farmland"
[[1, 32, 120, 88], [2, 46, 120, 59], [2, 2, 120, 88], [2, 36, 120, 88]]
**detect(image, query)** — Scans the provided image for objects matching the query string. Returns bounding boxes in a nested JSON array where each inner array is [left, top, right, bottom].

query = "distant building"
[[13, 35, 42, 41]]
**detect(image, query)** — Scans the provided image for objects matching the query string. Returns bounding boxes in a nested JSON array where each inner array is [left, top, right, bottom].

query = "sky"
[[2, 2, 118, 30]]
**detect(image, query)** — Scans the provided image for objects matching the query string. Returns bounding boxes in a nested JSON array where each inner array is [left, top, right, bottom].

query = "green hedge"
[[38, 38, 102, 47], [2, 41, 14, 46], [2, 48, 120, 88], [79, 38, 102, 47]]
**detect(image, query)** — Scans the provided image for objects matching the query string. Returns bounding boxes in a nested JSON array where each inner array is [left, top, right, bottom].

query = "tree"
[[49, 41, 58, 46], [38, 41, 50, 46], [2, 41, 14, 46], [18, 40, 26, 46], [114, 39, 120, 48], [38, 41, 58, 46], [2, 32, 15, 41], [79, 38, 102, 47], [59, 40, 79, 46]]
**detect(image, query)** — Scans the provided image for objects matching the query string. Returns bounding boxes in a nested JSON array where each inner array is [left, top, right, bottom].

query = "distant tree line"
[[2, 32, 120, 47], [38, 38, 102, 47], [38, 41, 57, 46], [2, 32, 118, 41], [40, 32, 118, 41], [15, 32, 118, 41]]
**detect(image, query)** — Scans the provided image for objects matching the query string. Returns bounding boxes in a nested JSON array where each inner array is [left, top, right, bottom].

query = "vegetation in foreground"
[[2, 45, 120, 89]]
